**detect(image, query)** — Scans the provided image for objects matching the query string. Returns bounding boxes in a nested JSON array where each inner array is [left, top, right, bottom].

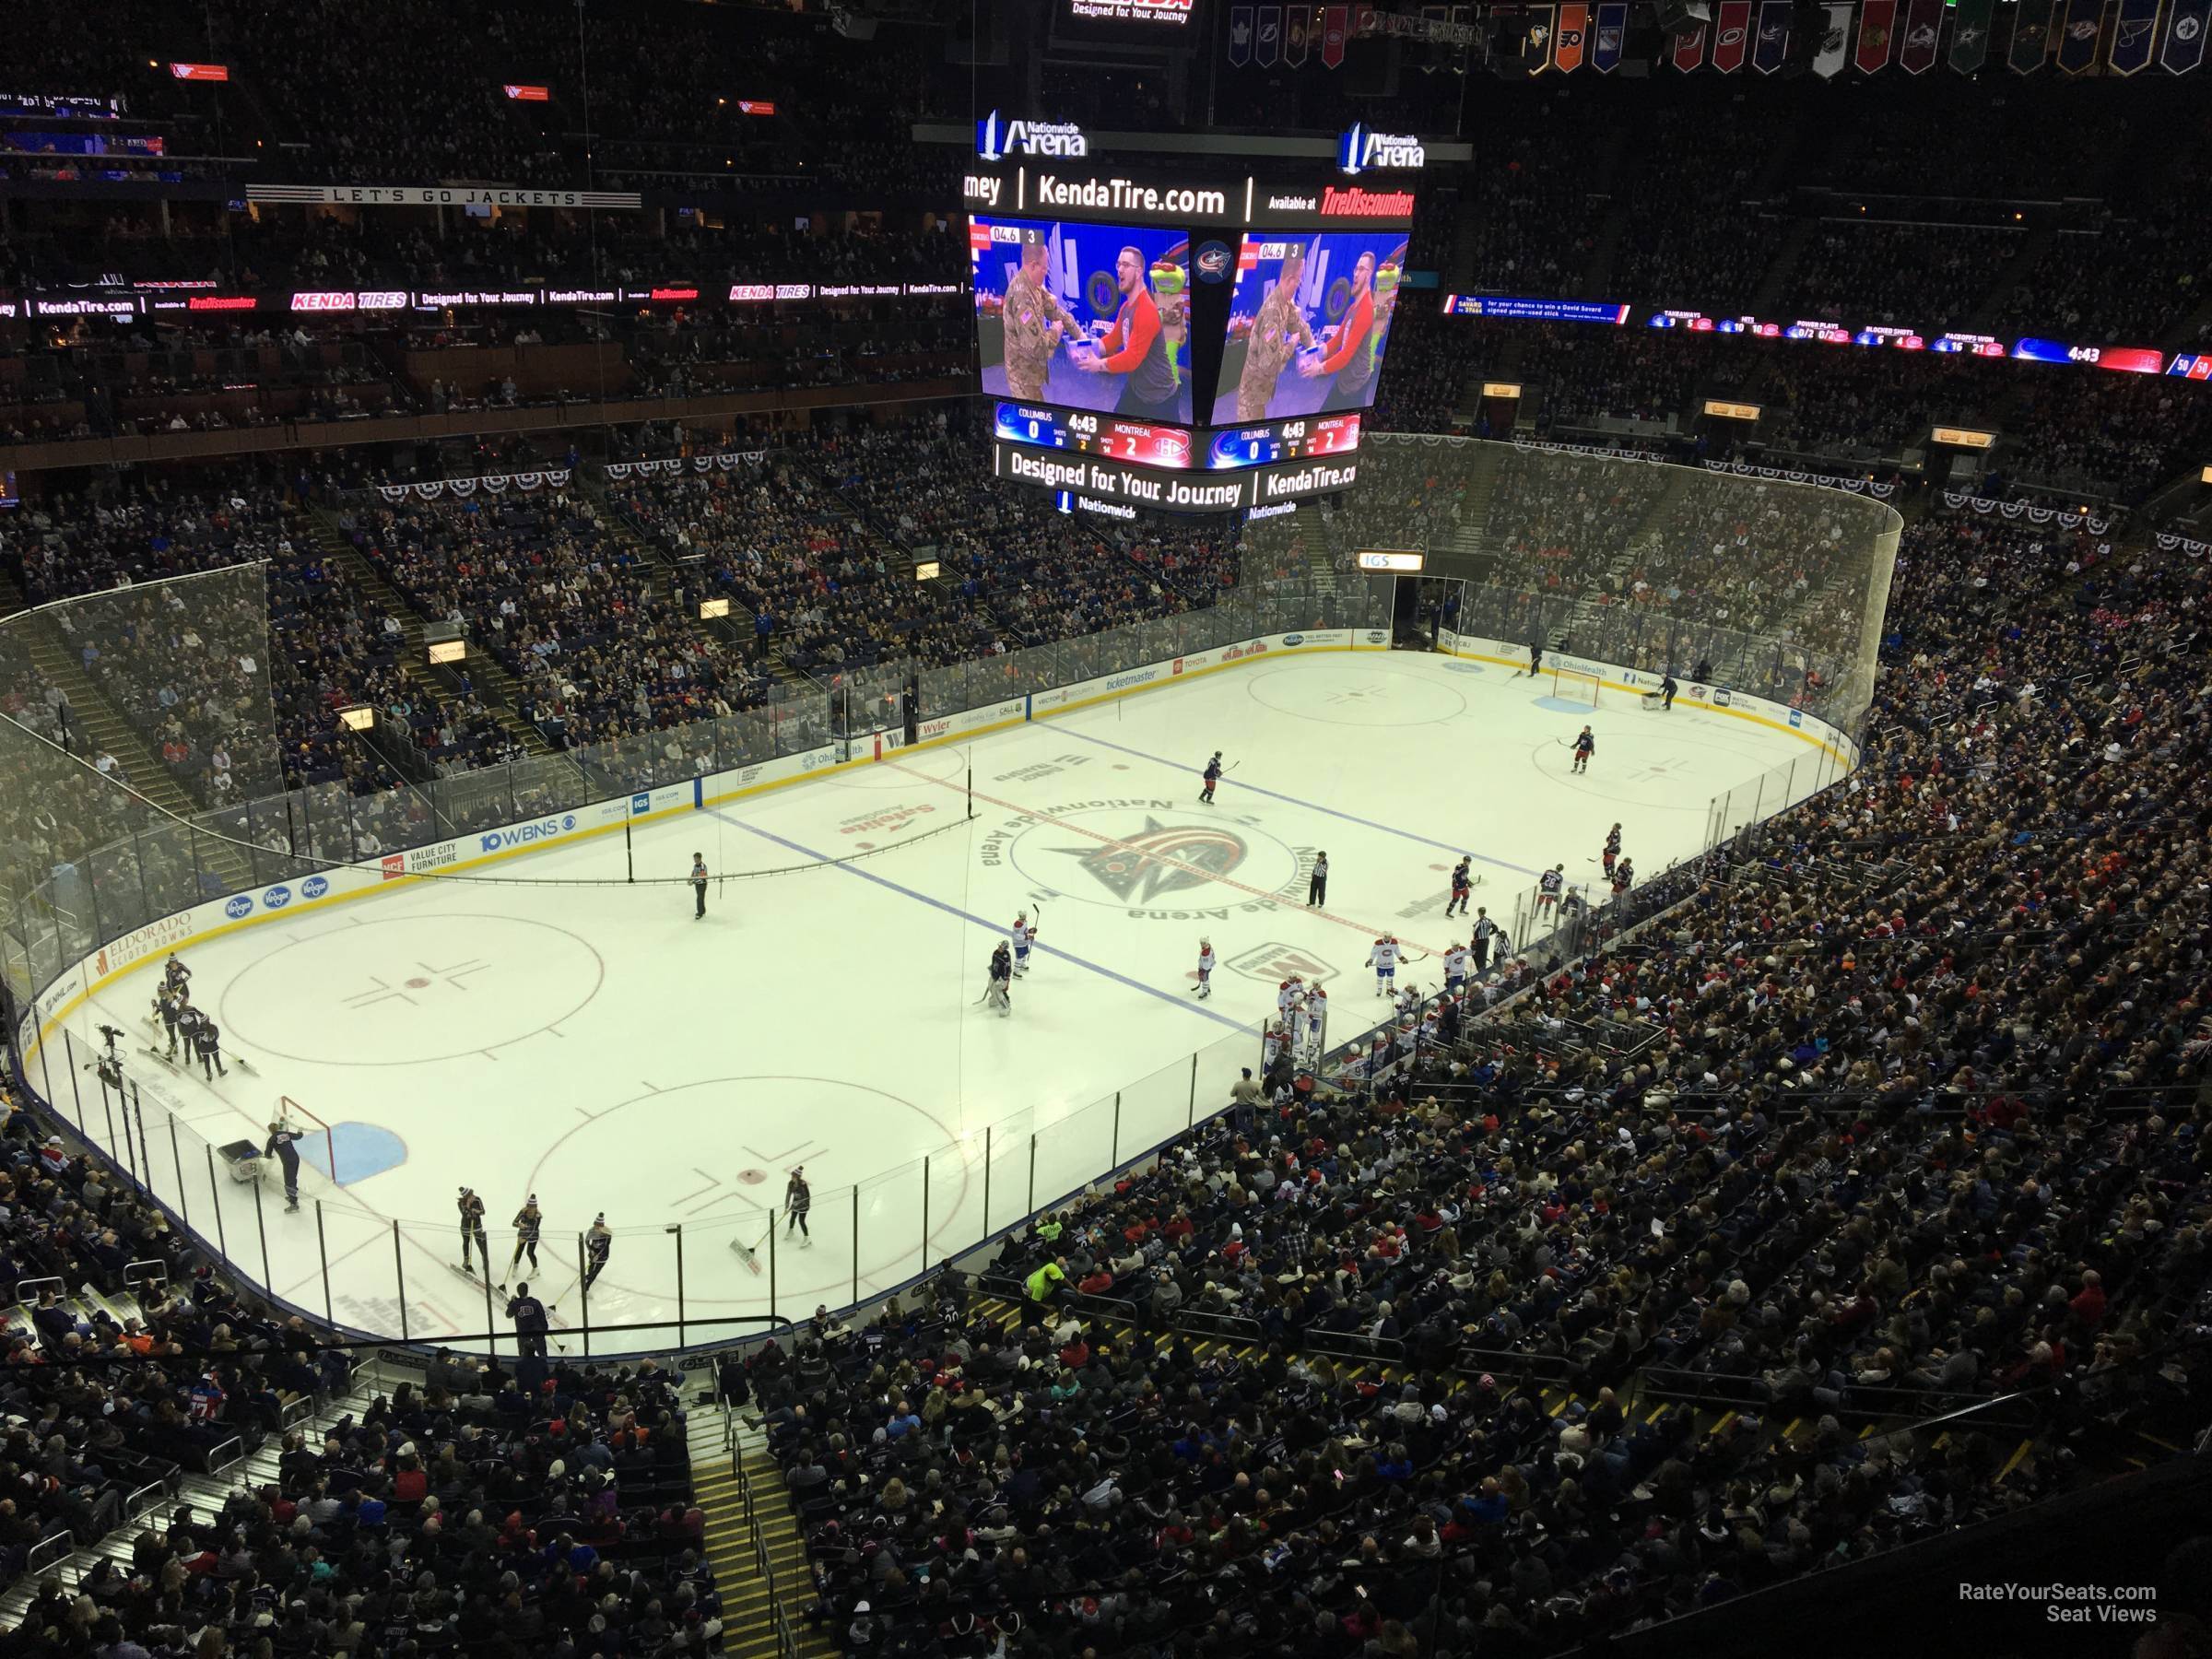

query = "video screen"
[[971, 217, 1194, 426], [1213, 231, 1407, 423]]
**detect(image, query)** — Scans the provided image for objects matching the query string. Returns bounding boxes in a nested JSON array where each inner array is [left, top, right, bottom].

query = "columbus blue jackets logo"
[[1195, 241, 1233, 282], [1055, 818, 1247, 903]]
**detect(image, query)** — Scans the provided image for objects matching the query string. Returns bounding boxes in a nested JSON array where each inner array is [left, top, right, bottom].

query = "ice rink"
[[40, 648, 1840, 1353]]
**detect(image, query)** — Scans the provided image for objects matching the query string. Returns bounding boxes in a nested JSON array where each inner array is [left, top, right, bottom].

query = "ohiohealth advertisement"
[[971, 217, 1194, 425], [1212, 231, 1406, 424]]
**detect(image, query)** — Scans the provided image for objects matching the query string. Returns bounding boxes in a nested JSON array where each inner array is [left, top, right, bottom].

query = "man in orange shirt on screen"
[[1300, 249, 1378, 406], [1076, 244, 1182, 422]]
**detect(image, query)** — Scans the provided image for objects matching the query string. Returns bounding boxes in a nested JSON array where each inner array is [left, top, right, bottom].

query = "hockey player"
[[1277, 972, 1306, 1030], [174, 1002, 206, 1067], [1602, 824, 1622, 877], [1446, 856, 1472, 918], [1194, 937, 1216, 999], [148, 954, 190, 1025], [1537, 865, 1565, 915], [1366, 934, 1400, 996], [1442, 939, 1470, 993], [1010, 910, 1036, 976], [583, 1214, 614, 1288], [190, 1013, 228, 1081], [1200, 751, 1224, 806], [265, 1121, 304, 1213], [1261, 1019, 1289, 1074], [458, 1186, 491, 1277], [156, 985, 187, 1059], [1302, 982, 1327, 1056], [1611, 856, 1635, 899], [983, 941, 1013, 1016], [1571, 725, 1595, 775], [508, 1194, 544, 1281]]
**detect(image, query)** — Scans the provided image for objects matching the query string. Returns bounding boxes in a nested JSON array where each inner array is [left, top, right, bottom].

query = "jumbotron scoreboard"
[[965, 133, 1416, 514]]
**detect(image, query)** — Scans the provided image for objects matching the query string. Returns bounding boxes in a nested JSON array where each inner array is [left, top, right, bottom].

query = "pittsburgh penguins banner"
[[1899, 0, 1943, 69], [2056, 0, 2103, 69], [1713, 0, 1754, 68], [2109, 0, 2160, 69], [1230, 5, 1253, 65], [2164, 0, 2210, 68], [1525, 4, 1557, 68], [1856, 0, 1897, 69], [1323, 4, 1349, 65], [1256, 4, 1281, 64], [1949, 0, 1994, 69], [1812, 1, 1853, 74], [1671, 18, 1709, 66], [2009, 0, 2058, 67], [1593, 1, 1628, 67], [1752, 0, 1792, 70], [1556, 3, 1589, 68], [1286, 3, 1312, 64]]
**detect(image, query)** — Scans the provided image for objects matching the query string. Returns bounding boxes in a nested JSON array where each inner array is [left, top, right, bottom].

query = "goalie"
[[981, 940, 1014, 1018]]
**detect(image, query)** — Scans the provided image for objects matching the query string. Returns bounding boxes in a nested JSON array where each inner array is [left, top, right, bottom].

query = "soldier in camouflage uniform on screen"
[[1236, 241, 1317, 420], [1002, 228, 1074, 402]]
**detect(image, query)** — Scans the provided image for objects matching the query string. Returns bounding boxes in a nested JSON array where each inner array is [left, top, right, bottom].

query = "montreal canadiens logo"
[[1055, 817, 1247, 903]]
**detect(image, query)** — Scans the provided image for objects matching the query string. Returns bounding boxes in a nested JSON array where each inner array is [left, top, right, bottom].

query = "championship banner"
[[2163, 0, 2209, 66], [1899, 0, 1943, 69], [2056, 0, 2103, 69], [1287, 3, 1312, 63], [1323, 3, 1350, 64], [1713, 1, 1754, 68], [1556, 3, 1589, 67], [1752, 0, 1793, 70], [1949, 0, 1995, 70], [1593, 2, 1629, 67], [1855, 0, 1897, 69], [1671, 18, 1709, 65], [1813, 2, 1853, 75], [1230, 4, 1253, 64], [1257, 4, 1282, 63], [2109, 0, 2161, 68], [2009, 0, 2058, 67]]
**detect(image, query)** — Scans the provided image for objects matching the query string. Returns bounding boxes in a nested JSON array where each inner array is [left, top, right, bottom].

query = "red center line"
[[884, 759, 1451, 959]]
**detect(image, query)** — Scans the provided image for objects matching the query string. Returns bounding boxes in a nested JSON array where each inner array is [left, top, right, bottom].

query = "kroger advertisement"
[[1212, 231, 1406, 424], [971, 217, 1194, 425]]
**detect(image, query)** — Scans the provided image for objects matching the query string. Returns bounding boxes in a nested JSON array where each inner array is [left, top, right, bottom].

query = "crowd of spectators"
[[1535, 329, 1702, 431], [1778, 224, 2022, 338]]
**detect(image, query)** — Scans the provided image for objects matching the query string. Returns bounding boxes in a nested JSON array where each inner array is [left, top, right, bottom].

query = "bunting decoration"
[[1230, 5, 1253, 65], [1752, 0, 1793, 71], [2109, 0, 2161, 68], [2056, 0, 2103, 70], [1941, 492, 2116, 534], [1857, 0, 1898, 70], [1556, 2, 1589, 69], [376, 468, 574, 503], [1593, 2, 1628, 68], [2009, 0, 2057, 69], [1949, 0, 1995, 70], [1713, 0, 1754, 68]]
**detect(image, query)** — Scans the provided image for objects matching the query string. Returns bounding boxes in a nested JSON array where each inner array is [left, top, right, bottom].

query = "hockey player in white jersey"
[[1442, 942, 1470, 994], [1301, 982, 1327, 1057], [1262, 1019, 1289, 1072], [1277, 973, 1306, 1029], [1010, 910, 1037, 976], [1194, 937, 1217, 999], [1365, 935, 1399, 995]]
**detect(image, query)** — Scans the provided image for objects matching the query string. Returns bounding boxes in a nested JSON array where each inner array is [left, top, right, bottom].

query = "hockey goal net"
[[276, 1098, 341, 1186], [1551, 664, 1601, 707]]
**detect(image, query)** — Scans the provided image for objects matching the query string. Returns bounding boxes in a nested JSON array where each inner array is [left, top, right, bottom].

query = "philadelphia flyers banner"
[[1671, 18, 1709, 65], [1856, 0, 1898, 69], [1712, 0, 1753, 68], [1556, 2, 1589, 67]]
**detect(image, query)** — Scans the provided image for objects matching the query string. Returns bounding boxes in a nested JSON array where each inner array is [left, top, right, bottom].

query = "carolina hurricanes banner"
[[1899, 0, 1943, 69], [2109, 0, 2160, 68], [1230, 5, 1253, 64], [1593, 1, 1628, 67], [1286, 3, 1312, 63], [2056, 0, 2102, 69], [1713, 0, 1753, 68], [1949, 0, 1994, 69], [1556, 3, 1589, 67], [1671, 18, 1709, 66], [1322, 4, 1349, 65], [1752, 0, 1792, 70], [2164, 0, 2210, 67], [1256, 5, 1281, 64], [1856, 0, 1897, 69], [2009, 0, 2057, 67]]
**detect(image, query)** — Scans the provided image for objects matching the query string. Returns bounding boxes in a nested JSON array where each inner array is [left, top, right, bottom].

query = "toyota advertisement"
[[1213, 230, 1407, 423]]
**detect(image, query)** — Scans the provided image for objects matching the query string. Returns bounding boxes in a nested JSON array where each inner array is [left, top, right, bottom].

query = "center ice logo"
[[1053, 817, 1248, 903]]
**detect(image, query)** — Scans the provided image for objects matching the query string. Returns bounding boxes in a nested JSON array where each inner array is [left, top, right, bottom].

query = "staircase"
[[592, 501, 818, 696], [692, 1405, 830, 1659], [300, 508, 555, 757]]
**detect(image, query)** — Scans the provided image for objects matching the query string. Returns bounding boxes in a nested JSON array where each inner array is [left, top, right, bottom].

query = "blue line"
[[1054, 726, 1547, 879], [705, 808, 1252, 1032]]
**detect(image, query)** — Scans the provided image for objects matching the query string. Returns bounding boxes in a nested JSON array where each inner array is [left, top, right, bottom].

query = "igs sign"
[[1337, 124, 1425, 175], [975, 112, 1088, 161]]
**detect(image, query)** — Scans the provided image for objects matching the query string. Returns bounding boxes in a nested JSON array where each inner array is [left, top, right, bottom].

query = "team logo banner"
[[1949, 0, 1994, 70], [1671, 18, 1708, 66], [2057, 0, 2103, 70], [1593, 2, 1628, 68], [2009, 0, 2057, 67], [1287, 4, 1312, 64], [1323, 4, 1349, 65], [1556, 3, 1589, 68], [2163, 0, 2209, 68], [1899, 0, 1943, 69], [1752, 0, 1792, 71], [1257, 5, 1281, 64], [1230, 5, 1253, 64], [1813, 1, 1853, 75], [2109, 0, 2160, 69], [1856, 0, 1897, 70], [1712, 1, 1753, 68]]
